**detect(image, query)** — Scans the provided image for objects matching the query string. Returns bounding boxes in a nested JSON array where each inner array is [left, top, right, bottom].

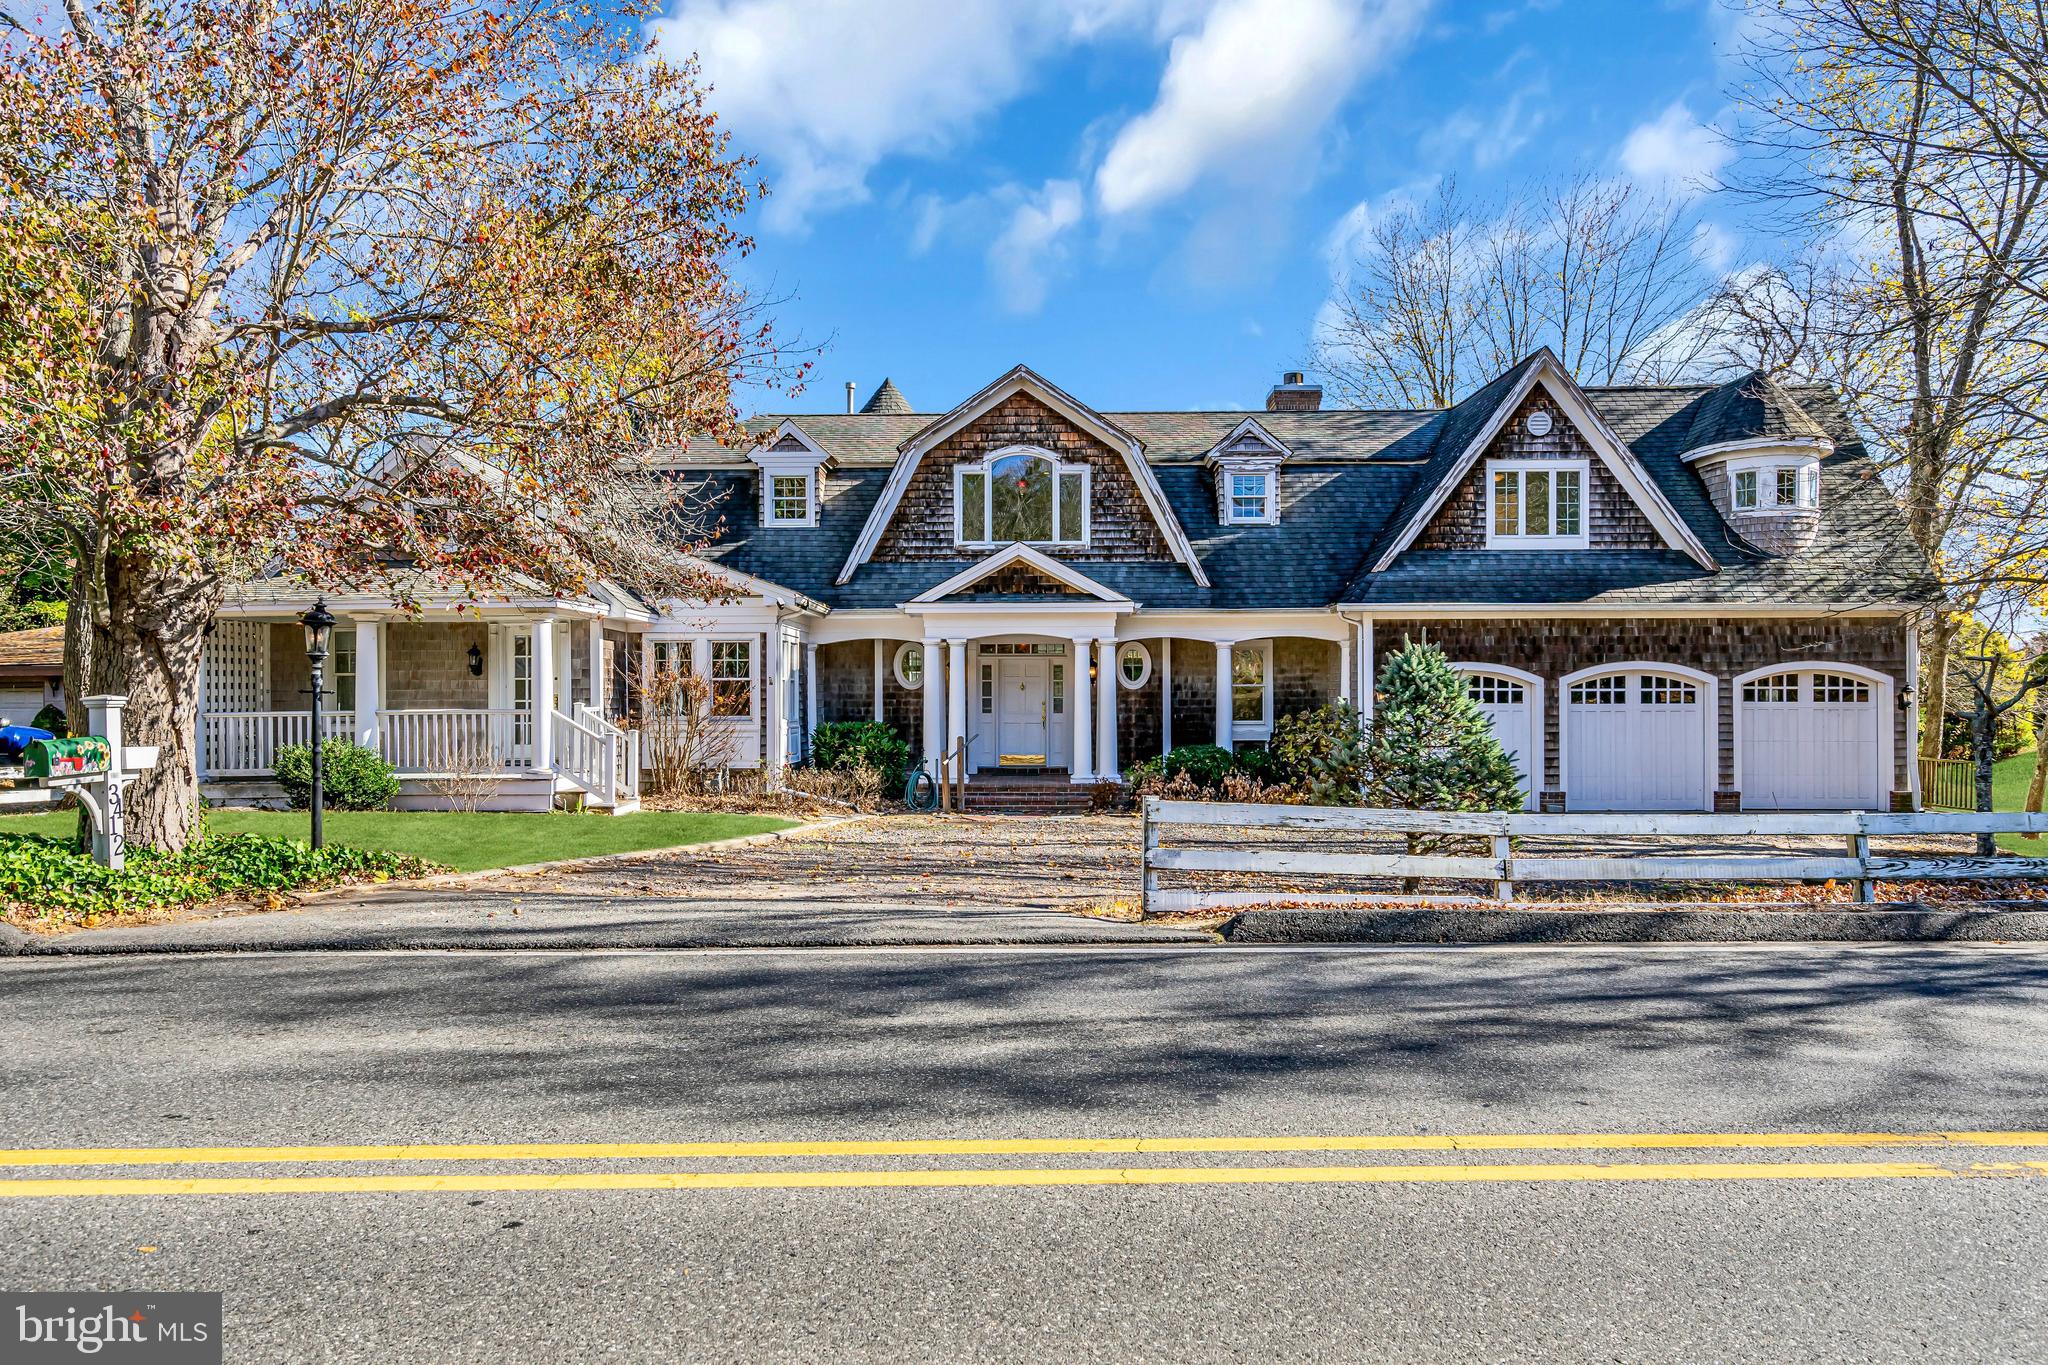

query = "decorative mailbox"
[[24, 736, 112, 781]]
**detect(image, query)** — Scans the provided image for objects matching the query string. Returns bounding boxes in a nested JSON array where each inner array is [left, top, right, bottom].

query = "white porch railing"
[[377, 708, 532, 773], [202, 710, 356, 777]]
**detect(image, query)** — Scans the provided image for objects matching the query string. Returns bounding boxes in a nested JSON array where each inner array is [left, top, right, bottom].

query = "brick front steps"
[[960, 771, 1102, 815]]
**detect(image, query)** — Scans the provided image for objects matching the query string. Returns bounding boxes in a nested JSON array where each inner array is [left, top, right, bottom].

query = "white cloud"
[[648, 0, 1157, 230], [1094, 0, 1433, 216], [988, 180, 1086, 312], [1425, 84, 1548, 170], [1619, 101, 1731, 199]]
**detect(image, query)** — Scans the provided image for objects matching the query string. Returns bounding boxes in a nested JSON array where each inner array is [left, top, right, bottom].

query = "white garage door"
[[1464, 672, 1537, 810], [1740, 670, 1880, 809], [1566, 671, 1709, 810], [0, 687, 45, 726]]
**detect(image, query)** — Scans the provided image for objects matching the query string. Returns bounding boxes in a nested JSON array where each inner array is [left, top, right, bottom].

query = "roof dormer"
[[749, 421, 832, 528], [1681, 374, 1833, 555], [1203, 418, 1289, 526]]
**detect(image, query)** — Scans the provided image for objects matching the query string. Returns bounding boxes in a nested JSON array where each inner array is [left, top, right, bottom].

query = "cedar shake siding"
[[815, 640, 924, 747], [873, 392, 1174, 562], [1416, 389, 1662, 551], [1370, 616, 1912, 797]]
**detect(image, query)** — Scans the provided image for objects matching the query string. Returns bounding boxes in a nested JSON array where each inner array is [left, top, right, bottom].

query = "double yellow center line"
[[1, 1130, 2044, 1198]]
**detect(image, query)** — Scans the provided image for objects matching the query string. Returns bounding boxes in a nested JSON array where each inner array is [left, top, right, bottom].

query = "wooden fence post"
[[1850, 832, 1875, 903], [1141, 797, 1159, 917], [1493, 834, 1513, 903]]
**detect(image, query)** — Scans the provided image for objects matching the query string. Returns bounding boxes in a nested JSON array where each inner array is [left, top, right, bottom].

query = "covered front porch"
[[200, 601, 642, 812]]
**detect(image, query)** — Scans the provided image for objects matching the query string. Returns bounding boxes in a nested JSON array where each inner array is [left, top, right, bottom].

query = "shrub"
[[810, 721, 910, 780], [274, 739, 400, 811], [1267, 702, 1364, 793], [0, 830, 434, 925], [29, 703, 66, 734], [1156, 744, 1238, 790], [1359, 640, 1521, 812]]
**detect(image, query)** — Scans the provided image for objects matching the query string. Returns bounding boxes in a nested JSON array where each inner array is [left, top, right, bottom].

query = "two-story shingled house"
[[202, 349, 1936, 814]]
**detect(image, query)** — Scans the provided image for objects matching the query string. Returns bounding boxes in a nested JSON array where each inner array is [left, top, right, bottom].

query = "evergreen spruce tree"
[[1359, 640, 1524, 811]]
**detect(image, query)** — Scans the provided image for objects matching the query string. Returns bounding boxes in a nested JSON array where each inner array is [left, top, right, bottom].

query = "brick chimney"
[[1265, 370, 1322, 412]]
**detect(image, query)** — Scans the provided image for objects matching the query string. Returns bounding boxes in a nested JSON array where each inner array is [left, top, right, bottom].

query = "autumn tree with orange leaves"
[[0, 0, 798, 849]]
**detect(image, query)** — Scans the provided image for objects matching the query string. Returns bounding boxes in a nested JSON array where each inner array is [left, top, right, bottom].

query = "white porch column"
[[945, 639, 968, 774], [349, 615, 382, 751], [1095, 637, 1118, 781], [766, 631, 788, 780], [1338, 630, 1354, 708], [1214, 640, 1235, 750], [1160, 638, 1173, 754], [1358, 617, 1376, 724], [920, 639, 943, 778], [585, 618, 605, 714], [1069, 639, 1095, 783], [552, 622, 572, 716], [531, 617, 557, 771], [871, 640, 885, 722], [804, 642, 821, 760]]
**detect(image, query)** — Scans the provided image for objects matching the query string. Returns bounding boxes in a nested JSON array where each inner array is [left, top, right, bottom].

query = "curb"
[[1217, 904, 2048, 944]]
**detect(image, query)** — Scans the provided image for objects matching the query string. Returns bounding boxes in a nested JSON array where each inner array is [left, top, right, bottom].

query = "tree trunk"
[[86, 546, 223, 852], [1970, 701, 1997, 857], [1919, 616, 1953, 758], [2025, 690, 2048, 840]]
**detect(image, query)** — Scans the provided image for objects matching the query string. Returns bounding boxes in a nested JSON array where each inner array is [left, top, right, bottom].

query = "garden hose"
[[903, 767, 939, 810]]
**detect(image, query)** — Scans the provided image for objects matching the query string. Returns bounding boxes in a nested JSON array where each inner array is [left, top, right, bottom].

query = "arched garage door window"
[[1455, 665, 1543, 811], [1561, 664, 1716, 811], [1736, 665, 1889, 810]]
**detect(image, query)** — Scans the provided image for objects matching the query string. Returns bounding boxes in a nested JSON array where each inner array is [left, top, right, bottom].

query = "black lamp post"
[[301, 598, 336, 850]]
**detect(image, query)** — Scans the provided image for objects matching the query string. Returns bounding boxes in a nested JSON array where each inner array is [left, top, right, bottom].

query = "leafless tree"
[[1314, 175, 1711, 407]]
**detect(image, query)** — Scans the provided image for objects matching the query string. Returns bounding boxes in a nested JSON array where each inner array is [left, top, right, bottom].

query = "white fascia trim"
[[908, 543, 1133, 604], [1202, 417, 1291, 465], [836, 364, 1209, 588], [1329, 602, 1923, 618], [1680, 435, 1835, 465], [1368, 350, 1718, 573], [666, 556, 829, 616], [750, 419, 832, 465]]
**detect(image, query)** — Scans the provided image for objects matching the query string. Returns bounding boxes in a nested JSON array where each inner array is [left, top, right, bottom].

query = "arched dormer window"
[[954, 446, 1090, 547]]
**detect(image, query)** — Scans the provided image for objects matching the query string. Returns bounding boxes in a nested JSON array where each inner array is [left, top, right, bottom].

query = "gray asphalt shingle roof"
[[668, 371, 1934, 613]]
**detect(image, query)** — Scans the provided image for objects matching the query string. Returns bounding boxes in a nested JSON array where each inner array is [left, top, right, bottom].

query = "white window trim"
[[707, 637, 757, 722], [1230, 640, 1275, 741], [1484, 458, 1591, 549], [1116, 641, 1153, 690], [893, 641, 925, 690], [1722, 453, 1820, 514], [764, 470, 816, 527], [1222, 469, 1277, 526], [952, 445, 1092, 548]]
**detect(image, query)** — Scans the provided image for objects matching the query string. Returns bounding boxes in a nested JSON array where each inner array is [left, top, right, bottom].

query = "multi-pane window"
[[768, 474, 811, 524], [1050, 664, 1064, 715], [1743, 674, 1798, 703], [710, 641, 752, 718], [979, 642, 1067, 655], [894, 642, 924, 690], [511, 634, 534, 746], [1640, 676, 1698, 705], [1117, 642, 1151, 689], [1232, 646, 1269, 725], [1813, 673, 1870, 704], [1228, 472, 1271, 523], [1733, 469, 1759, 510], [957, 451, 1087, 544], [980, 664, 995, 716], [1569, 676, 1629, 706], [1489, 462, 1585, 544], [331, 629, 357, 710], [1467, 675, 1524, 705], [1775, 467, 1800, 507]]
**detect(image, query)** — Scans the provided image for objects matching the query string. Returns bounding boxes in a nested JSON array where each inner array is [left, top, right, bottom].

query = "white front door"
[[997, 658, 1050, 765]]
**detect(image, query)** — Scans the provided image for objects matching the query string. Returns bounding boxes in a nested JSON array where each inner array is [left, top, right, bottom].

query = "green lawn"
[[0, 808, 798, 874]]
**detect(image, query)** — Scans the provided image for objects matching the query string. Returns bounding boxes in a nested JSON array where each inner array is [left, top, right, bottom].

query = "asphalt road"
[[3, 943, 2046, 1363]]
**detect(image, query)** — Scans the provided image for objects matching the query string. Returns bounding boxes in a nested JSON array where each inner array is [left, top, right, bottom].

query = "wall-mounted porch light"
[[467, 643, 484, 677]]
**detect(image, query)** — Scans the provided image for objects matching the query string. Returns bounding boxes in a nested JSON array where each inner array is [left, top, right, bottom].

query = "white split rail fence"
[[1141, 797, 2048, 915]]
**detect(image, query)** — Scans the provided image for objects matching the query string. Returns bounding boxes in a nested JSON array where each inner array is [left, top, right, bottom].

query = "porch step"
[[960, 773, 1105, 815]]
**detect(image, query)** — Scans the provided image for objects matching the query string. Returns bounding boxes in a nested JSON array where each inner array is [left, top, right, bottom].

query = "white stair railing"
[[551, 708, 615, 805], [571, 704, 638, 805]]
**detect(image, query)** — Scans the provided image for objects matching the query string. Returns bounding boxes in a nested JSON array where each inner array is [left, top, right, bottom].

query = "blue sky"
[[647, 0, 1775, 415]]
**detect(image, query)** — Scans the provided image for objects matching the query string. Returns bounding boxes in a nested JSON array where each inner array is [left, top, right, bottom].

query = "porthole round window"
[[1116, 642, 1152, 690], [894, 642, 925, 690]]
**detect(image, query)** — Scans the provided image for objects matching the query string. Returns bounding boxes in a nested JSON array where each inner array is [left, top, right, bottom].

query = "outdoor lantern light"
[[467, 642, 484, 676], [301, 598, 336, 664], [300, 598, 336, 850]]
